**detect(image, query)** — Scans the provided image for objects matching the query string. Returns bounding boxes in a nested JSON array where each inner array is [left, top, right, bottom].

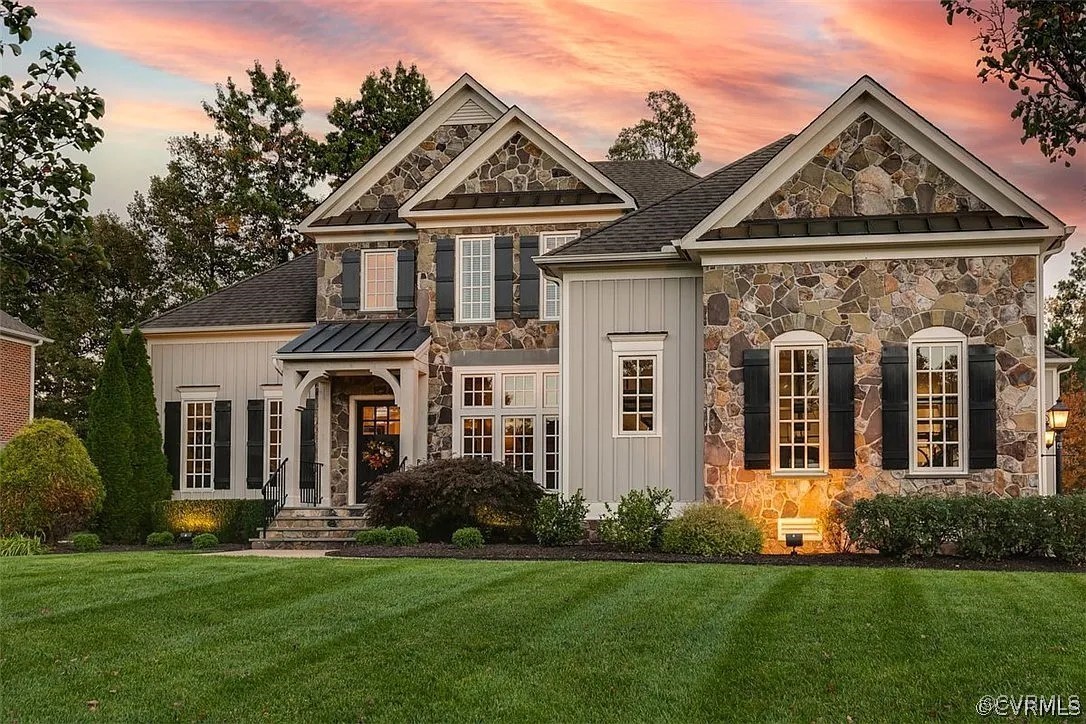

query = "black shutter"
[[880, 344, 909, 470], [341, 249, 360, 310], [519, 235, 540, 318], [164, 401, 181, 490], [743, 348, 770, 470], [300, 398, 316, 464], [246, 399, 265, 489], [396, 247, 416, 314], [494, 235, 514, 318], [968, 344, 997, 470], [435, 237, 454, 321], [213, 400, 231, 489], [828, 347, 856, 469]]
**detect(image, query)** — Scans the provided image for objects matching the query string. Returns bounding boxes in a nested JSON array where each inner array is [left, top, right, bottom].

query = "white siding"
[[563, 274, 703, 507]]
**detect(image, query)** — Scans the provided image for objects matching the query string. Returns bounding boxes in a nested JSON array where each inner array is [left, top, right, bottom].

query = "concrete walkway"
[[209, 548, 334, 558]]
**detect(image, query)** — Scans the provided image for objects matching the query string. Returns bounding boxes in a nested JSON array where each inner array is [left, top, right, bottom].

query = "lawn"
[[3, 554, 1084, 723]]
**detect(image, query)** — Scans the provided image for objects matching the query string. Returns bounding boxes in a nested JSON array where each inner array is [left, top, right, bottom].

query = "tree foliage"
[[607, 89, 701, 170], [943, 0, 1085, 166], [1046, 249, 1086, 381], [0, 0, 106, 304], [85, 326, 135, 542], [320, 62, 433, 185], [124, 326, 172, 532]]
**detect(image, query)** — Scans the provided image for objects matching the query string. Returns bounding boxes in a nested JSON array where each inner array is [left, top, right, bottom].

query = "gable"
[[746, 113, 991, 220], [448, 132, 590, 195]]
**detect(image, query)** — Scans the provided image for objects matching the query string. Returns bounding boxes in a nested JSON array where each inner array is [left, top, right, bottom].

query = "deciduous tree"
[[607, 90, 701, 170]]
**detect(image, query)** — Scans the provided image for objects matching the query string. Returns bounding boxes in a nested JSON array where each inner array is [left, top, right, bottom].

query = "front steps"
[[251, 506, 368, 549]]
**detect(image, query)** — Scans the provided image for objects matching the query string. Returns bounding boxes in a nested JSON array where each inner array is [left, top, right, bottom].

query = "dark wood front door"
[[355, 402, 400, 503]]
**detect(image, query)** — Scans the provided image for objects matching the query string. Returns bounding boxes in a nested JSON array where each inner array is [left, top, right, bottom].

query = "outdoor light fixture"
[[1043, 399, 1072, 495], [1045, 428, 1055, 449], [1049, 398, 1070, 432], [785, 532, 804, 556], [178, 532, 194, 546]]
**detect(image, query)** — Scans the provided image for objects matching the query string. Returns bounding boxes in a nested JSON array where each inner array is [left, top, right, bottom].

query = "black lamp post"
[[1044, 399, 1070, 495]]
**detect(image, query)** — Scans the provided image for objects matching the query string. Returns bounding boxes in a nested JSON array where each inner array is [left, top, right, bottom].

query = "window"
[[183, 400, 214, 489], [266, 397, 283, 478], [457, 235, 494, 322], [462, 375, 493, 407], [461, 417, 493, 458], [503, 373, 535, 407], [543, 372, 559, 408], [610, 333, 665, 437], [503, 417, 535, 473], [539, 231, 579, 320], [362, 250, 397, 310], [543, 416, 559, 491], [771, 332, 827, 474], [910, 327, 966, 473]]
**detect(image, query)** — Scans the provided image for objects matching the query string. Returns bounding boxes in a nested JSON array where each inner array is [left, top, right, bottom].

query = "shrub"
[[533, 490, 588, 546], [452, 527, 484, 549], [844, 494, 953, 558], [146, 531, 175, 547], [599, 487, 673, 551], [71, 532, 102, 552], [364, 457, 543, 541], [86, 326, 136, 542], [0, 534, 47, 557], [124, 327, 172, 535], [354, 527, 391, 546], [152, 499, 265, 543], [192, 533, 219, 550], [821, 505, 854, 553], [661, 504, 763, 556], [0, 418, 104, 541], [387, 526, 419, 546]]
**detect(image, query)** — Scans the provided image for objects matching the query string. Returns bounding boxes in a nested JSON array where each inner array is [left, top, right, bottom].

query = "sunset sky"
[[28, 0, 1085, 291]]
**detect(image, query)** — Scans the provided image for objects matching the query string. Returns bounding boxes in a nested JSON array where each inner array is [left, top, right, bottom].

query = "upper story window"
[[539, 231, 579, 320], [457, 235, 494, 322], [771, 331, 827, 474], [609, 333, 665, 437], [362, 250, 397, 311], [909, 327, 966, 474]]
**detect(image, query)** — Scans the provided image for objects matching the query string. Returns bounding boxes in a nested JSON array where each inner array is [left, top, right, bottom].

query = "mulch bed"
[[328, 543, 1084, 573]]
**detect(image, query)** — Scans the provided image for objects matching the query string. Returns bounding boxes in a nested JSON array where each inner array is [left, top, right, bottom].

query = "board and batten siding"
[[148, 333, 300, 499], [562, 272, 703, 508]]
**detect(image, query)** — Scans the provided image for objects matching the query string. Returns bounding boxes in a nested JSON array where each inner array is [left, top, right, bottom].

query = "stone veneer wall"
[[348, 123, 489, 212], [316, 240, 413, 322], [747, 114, 992, 219], [703, 255, 1039, 549], [328, 375, 395, 506], [450, 133, 588, 195]]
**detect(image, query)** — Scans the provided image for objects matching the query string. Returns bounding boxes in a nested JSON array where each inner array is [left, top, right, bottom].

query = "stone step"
[[263, 528, 364, 541], [277, 506, 367, 519], [266, 518, 369, 530], [250, 538, 350, 550]]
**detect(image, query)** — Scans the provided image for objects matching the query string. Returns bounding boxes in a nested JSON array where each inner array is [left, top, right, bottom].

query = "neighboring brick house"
[[142, 75, 1076, 548], [0, 310, 49, 446]]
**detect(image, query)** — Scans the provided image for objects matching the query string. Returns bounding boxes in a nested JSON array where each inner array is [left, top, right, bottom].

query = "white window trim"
[[770, 330, 828, 476], [360, 249, 398, 312], [263, 388, 284, 480], [539, 230, 579, 321], [455, 234, 495, 323], [908, 326, 968, 475], [609, 333, 665, 438], [181, 396, 217, 491]]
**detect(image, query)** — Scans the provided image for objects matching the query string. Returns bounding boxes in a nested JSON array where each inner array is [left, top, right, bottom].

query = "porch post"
[[415, 366, 428, 464], [281, 364, 302, 507], [398, 364, 417, 466]]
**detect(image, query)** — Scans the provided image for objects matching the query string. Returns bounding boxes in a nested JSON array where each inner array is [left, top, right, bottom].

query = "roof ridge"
[[142, 252, 315, 327], [591, 158, 702, 181]]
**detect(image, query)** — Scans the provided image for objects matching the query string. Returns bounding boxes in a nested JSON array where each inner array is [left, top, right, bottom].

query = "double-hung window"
[[539, 231, 579, 320], [361, 250, 397, 311], [909, 327, 966, 473], [610, 333, 665, 437], [457, 235, 494, 322], [183, 400, 214, 489], [771, 331, 827, 474]]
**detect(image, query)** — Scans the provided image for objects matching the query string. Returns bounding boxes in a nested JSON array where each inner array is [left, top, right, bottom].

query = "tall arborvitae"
[[124, 326, 172, 535], [86, 326, 135, 541]]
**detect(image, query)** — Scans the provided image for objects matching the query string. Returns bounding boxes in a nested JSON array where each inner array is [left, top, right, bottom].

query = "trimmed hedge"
[[152, 499, 265, 544], [192, 533, 219, 550], [71, 532, 102, 552], [661, 504, 764, 556], [355, 527, 392, 546], [146, 531, 175, 547], [387, 526, 419, 546], [845, 493, 1086, 563], [452, 527, 484, 549]]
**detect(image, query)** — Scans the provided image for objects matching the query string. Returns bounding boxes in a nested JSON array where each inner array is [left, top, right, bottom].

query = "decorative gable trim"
[[682, 76, 1069, 248], [298, 74, 508, 233], [447, 98, 497, 125]]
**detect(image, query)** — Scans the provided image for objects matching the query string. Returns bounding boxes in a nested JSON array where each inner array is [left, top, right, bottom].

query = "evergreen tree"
[[124, 326, 172, 534], [86, 326, 135, 541]]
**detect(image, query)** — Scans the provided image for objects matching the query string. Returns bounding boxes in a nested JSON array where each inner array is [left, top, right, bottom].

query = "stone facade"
[[703, 255, 1039, 550], [348, 123, 489, 211], [747, 114, 992, 220], [450, 133, 588, 195], [328, 375, 396, 506], [315, 240, 412, 322]]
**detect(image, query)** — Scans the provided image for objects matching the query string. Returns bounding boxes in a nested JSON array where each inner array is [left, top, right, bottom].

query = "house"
[[0, 310, 50, 447], [142, 74, 1076, 547]]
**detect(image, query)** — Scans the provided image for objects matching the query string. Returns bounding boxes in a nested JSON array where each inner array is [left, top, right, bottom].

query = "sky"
[[25, 0, 1085, 292]]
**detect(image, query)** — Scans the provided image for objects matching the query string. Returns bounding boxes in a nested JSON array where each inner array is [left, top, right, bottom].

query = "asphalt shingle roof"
[[415, 189, 622, 211], [590, 160, 700, 207], [279, 320, 430, 356], [549, 135, 796, 257], [142, 253, 317, 329], [0, 310, 46, 341]]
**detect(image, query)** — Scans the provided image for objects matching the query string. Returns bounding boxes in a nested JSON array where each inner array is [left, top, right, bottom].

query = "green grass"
[[2, 554, 1084, 722]]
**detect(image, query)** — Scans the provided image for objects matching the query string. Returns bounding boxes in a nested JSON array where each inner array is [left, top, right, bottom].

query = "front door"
[[355, 401, 400, 504]]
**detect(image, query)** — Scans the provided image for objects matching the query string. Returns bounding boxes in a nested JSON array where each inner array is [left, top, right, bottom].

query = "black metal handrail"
[[299, 460, 323, 506], [261, 459, 289, 535], [398, 456, 409, 471]]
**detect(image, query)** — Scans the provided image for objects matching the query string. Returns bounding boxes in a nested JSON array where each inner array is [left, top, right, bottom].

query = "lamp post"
[[1045, 399, 1070, 495]]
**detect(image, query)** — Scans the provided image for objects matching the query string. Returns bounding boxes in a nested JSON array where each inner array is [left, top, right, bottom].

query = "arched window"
[[909, 326, 967, 474], [770, 330, 827, 474]]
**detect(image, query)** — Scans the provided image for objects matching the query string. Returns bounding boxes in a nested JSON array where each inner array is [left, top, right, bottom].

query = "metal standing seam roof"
[[308, 210, 405, 227], [701, 212, 1045, 241], [278, 320, 431, 356]]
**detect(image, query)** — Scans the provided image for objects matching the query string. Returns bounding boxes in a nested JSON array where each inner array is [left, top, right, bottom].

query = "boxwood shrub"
[[192, 533, 219, 550], [354, 527, 391, 546], [146, 531, 175, 547], [661, 504, 764, 556], [71, 532, 102, 552], [452, 527, 484, 549], [387, 526, 419, 546], [152, 499, 265, 543]]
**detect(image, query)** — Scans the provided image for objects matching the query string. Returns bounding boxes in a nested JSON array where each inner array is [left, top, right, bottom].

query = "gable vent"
[[777, 517, 823, 542], [445, 98, 496, 125]]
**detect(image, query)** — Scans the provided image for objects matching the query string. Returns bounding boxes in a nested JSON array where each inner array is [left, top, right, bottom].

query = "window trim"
[[769, 330, 828, 476], [908, 326, 968, 475], [539, 230, 580, 321], [360, 249, 398, 312], [263, 388, 284, 481], [455, 234, 495, 323], [609, 333, 666, 438], [502, 372, 536, 408], [181, 398, 216, 490]]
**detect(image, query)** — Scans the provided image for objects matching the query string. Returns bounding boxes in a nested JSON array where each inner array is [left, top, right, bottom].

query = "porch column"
[[415, 366, 428, 464], [398, 364, 417, 466], [281, 364, 302, 507], [317, 378, 332, 502]]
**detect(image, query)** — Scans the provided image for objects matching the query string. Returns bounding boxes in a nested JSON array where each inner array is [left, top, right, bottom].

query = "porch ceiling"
[[278, 320, 430, 357]]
